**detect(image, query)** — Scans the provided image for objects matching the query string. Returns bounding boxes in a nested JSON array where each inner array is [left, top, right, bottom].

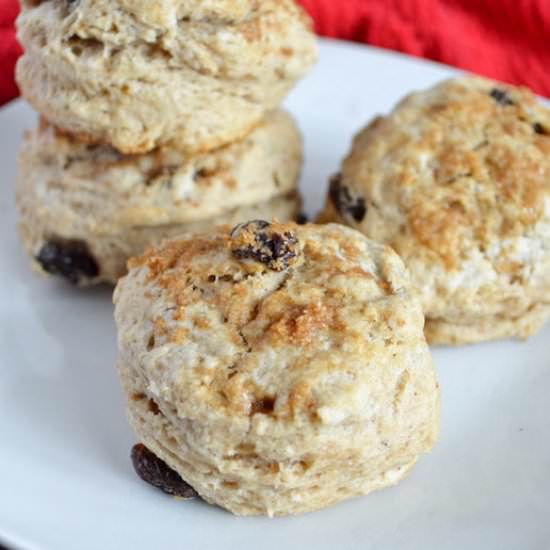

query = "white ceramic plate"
[[1, 39, 549, 550]]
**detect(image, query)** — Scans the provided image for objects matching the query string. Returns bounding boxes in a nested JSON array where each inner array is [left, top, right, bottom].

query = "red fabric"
[[1, 0, 550, 106], [298, 0, 550, 97], [0, 1, 22, 106]]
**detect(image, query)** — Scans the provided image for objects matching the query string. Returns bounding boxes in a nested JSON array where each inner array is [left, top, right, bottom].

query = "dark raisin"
[[533, 122, 549, 135], [489, 88, 515, 106], [35, 239, 99, 285], [296, 213, 308, 225], [230, 220, 300, 271], [193, 168, 209, 181], [328, 174, 367, 222], [250, 396, 276, 416], [131, 444, 198, 499]]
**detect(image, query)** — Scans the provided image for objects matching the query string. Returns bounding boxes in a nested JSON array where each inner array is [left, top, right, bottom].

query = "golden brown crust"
[[321, 77, 550, 343], [340, 78, 550, 267]]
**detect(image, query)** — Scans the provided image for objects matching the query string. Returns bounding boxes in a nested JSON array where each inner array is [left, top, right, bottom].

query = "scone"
[[17, 110, 303, 285], [320, 76, 550, 345], [16, 0, 317, 154], [114, 221, 439, 516]]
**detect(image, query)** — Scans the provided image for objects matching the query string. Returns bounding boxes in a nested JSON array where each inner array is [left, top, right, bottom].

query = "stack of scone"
[[15, 0, 317, 285]]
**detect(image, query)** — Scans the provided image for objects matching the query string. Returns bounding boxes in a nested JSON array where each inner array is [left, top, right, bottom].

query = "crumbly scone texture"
[[18, 191, 301, 286], [321, 76, 550, 344], [114, 222, 439, 516], [16, 0, 317, 153]]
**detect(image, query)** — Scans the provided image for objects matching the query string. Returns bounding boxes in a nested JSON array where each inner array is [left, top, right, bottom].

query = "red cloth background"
[[1, 0, 550, 106], [0, 1, 21, 106]]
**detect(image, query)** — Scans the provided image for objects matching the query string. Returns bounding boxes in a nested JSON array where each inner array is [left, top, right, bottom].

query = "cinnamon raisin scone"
[[15, 0, 317, 154], [114, 221, 439, 516], [320, 77, 550, 345], [17, 110, 302, 285]]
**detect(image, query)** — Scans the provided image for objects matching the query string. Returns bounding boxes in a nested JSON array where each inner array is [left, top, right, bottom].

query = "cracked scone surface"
[[16, 0, 317, 153], [114, 222, 439, 516], [320, 77, 550, 344], [17, 110, 302, 285]]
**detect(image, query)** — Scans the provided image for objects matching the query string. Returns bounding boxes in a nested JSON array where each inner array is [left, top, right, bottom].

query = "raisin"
[[35, 239, 99, 284], [230, 220, 300, 271], [131, 444, 198, 499], [250, 396, 276, 416], [489, 88, 515, 106], [533, 122, 549, 135], [328, 174, 367, 223], [295, 213, 308, 225]]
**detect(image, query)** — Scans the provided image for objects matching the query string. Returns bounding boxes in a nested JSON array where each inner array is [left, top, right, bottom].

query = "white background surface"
[[1, 40, 549, 550]]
